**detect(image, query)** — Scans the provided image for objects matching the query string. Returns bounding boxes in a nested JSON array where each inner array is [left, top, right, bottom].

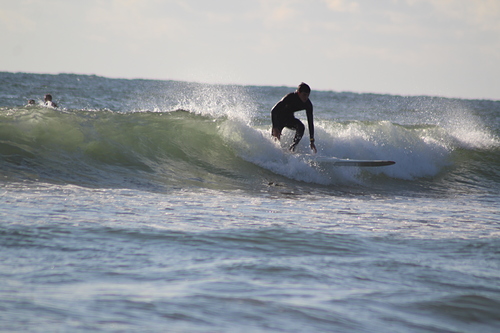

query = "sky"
[[1, 0, 500, 100]]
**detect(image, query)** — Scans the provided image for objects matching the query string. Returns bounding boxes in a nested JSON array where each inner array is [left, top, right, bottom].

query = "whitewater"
[[1, 72, 500, 332]]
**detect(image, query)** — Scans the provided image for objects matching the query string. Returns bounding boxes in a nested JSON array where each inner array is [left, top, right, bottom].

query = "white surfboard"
[[309, 156, 395, 167]]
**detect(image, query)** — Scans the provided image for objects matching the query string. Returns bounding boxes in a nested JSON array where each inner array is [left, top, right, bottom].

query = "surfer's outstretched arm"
[[310, 138, 317, 154]]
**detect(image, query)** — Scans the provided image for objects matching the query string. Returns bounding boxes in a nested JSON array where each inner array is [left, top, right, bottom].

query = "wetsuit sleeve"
[[306, 102, 314, 139]]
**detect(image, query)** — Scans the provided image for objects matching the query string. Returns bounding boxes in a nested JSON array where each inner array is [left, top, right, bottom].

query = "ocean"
[[1, 72, 499, 332]]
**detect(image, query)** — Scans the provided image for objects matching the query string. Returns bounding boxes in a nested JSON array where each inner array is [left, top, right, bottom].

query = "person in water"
[[44, 94, 58, 108], [271, 82, 317, 153]]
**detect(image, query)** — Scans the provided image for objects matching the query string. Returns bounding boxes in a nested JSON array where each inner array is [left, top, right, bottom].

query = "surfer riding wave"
[[271, 82, 317, 153]]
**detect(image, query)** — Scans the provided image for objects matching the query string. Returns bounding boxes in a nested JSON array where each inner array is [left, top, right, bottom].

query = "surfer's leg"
[[272, 126, 284, 141], [288, 119, 305, 151], [272, 117, 286, 141]]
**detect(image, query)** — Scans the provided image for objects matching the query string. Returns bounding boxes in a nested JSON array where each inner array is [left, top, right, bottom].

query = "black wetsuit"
[[271, 92, 314, 147]]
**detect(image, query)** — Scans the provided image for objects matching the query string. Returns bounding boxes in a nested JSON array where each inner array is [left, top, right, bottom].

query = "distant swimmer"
[[44, 94, 58, 108], [271, 82, 317, 153], [27, 99, 36, 106]]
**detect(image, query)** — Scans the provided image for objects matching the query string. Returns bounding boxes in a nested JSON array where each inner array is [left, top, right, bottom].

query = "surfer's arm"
[[310, 139, 317, 154], [306, 105, 314, 140], [306, 104, 316, 153]]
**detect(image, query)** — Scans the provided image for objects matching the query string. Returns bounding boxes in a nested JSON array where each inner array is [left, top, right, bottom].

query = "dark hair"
[[298, 82, 311, 93]]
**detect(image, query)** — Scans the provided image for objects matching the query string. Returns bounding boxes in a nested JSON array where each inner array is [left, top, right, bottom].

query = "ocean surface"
[[1, 72, 499, 332]]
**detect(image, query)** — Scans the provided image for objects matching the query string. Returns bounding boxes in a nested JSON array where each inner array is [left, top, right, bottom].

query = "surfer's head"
[[44, 94, 53, 102], [297, 82, 310, 102], [297, 82, 311, 93]]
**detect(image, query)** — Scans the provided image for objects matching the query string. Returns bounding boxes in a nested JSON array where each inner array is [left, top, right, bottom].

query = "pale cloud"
[[257, 0, 300, 24], [323, 0, 360, 12], [85, 0, 184, 42], [270, 4, 298, 21], [407, 0, 500, 31], [0, 8, 36, 32]]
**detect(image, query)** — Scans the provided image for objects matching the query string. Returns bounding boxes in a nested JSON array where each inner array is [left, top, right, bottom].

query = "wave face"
[[1, 72, 499, 194]]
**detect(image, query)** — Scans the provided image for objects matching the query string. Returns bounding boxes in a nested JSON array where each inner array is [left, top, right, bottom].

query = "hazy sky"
[[2, 0, 499, 100]]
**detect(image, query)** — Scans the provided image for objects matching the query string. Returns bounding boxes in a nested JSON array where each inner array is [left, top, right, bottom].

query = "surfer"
[[271, 82, 316, 153], [44, 94, 58, 108]]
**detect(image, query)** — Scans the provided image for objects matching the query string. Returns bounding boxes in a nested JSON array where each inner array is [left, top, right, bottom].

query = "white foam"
[[220, 119, 458, 183], [219, 120, 334, 184], [318, 120, 453, 180]]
